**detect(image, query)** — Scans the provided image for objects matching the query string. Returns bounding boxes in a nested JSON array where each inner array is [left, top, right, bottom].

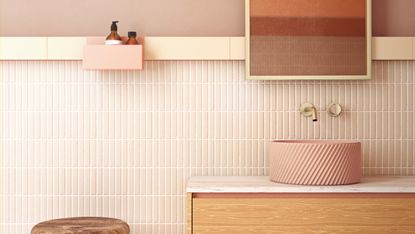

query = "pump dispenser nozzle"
[[111, 21, 119, 31]]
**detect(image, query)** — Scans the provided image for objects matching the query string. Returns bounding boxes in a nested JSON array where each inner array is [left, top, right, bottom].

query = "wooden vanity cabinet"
[[187, 193, 415, 234]]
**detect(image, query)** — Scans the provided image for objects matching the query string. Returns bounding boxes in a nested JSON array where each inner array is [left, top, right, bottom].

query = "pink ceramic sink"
[[268, 140, 361, 186]]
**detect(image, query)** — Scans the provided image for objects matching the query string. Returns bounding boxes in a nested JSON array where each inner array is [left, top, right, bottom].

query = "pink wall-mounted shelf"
[[83, 37, 143, 70]]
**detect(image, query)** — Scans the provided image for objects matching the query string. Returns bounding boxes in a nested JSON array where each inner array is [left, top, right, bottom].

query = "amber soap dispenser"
[[105, 21, 122, 45]]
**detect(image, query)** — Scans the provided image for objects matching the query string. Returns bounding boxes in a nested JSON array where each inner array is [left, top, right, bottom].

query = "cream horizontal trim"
[[144, 37, 230, 60], [0, 37, 414, 61], [230, 37, 245, 60], [372, 37, 413, 60], [48, 37, 86, 60], [0, 37, 48, 60]]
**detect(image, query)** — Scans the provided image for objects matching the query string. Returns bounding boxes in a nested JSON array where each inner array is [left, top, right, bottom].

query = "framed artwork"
[[246, 0, 372, 80]]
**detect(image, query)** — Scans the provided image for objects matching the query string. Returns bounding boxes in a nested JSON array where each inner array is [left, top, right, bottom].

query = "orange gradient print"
[[249, 0, 368, 76]]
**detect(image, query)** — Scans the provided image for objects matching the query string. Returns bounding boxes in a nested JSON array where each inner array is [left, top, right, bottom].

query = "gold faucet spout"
[[311, 106, 318, 122], [300, 103, 318, 122]]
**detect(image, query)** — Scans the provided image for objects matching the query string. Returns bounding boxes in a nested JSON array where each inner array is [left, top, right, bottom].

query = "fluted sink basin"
[[268, 140, 361, 186]]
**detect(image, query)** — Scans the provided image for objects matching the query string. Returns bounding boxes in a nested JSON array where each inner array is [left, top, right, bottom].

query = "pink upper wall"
[[373, 0, 415, 36], [0, 0, 244, 36], [0, 0, 414, 36]]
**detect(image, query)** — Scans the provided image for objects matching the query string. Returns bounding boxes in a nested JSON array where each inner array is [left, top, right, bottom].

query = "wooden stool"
[[31, 217, 130, 234]]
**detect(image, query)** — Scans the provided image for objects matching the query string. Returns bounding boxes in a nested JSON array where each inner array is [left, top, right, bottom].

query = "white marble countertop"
[[187, 176, 415, 193]]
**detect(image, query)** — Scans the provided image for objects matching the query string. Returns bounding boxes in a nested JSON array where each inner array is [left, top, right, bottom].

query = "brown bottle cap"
[[128, 31, 137, 37]]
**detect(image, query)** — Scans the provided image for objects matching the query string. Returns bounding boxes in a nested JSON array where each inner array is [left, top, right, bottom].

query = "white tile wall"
[[1, 60, 415, 234]]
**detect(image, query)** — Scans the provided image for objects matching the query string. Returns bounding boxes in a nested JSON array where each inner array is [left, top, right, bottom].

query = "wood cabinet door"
[[192, 196, 415, 234]]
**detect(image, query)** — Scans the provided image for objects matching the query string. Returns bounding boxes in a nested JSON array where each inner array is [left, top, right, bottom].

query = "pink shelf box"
[[83, 37, 143, 70]]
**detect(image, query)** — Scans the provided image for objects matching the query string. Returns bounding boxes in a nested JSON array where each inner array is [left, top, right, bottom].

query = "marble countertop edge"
[[187, 176, 415, 193]]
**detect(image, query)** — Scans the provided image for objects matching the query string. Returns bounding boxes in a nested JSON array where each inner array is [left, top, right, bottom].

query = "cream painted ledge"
[[0, 37, 414, 61]]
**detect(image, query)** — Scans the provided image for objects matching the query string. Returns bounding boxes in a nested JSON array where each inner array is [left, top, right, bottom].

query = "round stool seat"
[[31, 217, 130, 234]]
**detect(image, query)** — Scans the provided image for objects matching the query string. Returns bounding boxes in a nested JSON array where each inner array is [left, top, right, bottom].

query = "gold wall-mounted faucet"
[[300, 103, 318, 122]]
